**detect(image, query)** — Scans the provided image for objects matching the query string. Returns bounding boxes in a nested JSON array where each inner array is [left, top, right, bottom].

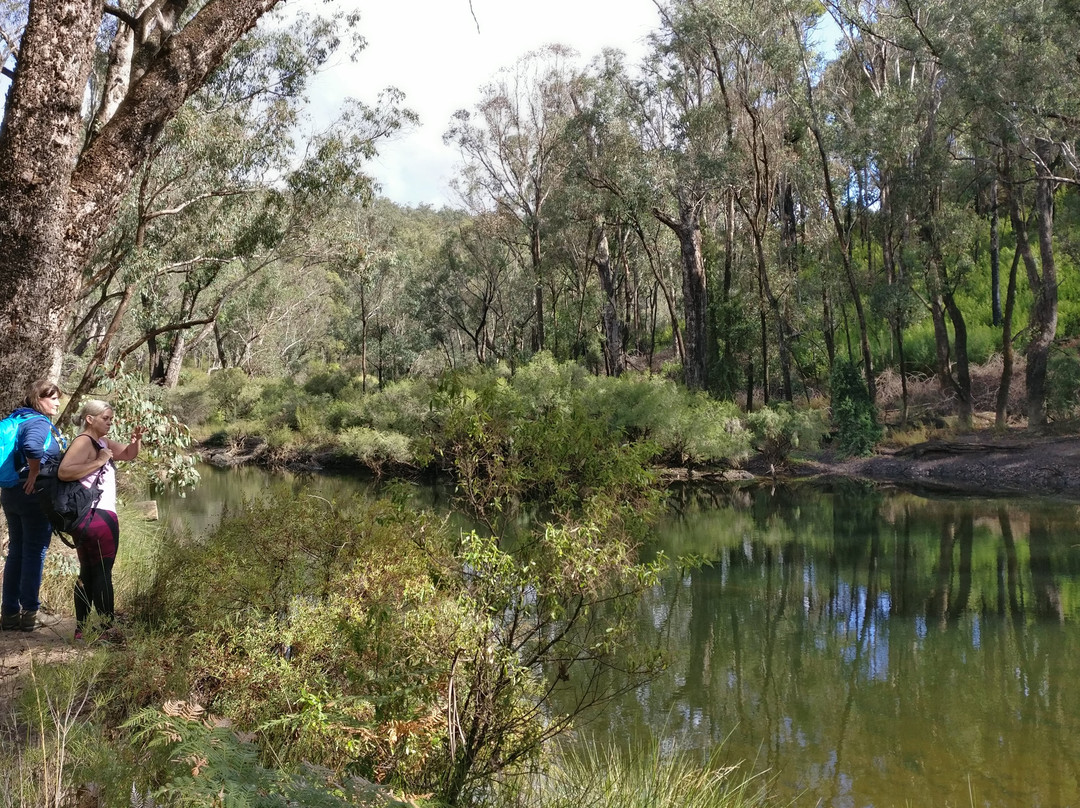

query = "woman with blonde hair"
[[59, 400, 144, 638]]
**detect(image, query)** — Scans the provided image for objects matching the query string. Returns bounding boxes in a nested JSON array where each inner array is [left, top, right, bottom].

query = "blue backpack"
[[0, 411, 60, 488]]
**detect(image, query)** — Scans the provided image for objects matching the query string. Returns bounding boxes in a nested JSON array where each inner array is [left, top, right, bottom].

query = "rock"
[[722, 469, 756, 481], [131, 500, 158, 520]]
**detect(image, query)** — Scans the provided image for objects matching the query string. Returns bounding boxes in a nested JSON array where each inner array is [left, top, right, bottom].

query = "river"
[[158, 467, 1080, 807]]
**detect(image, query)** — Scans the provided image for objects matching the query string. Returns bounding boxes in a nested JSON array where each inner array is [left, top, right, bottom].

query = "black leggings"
[[74, 510, 119, 630]]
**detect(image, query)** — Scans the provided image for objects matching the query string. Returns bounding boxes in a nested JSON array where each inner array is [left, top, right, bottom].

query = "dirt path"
[[0, 614, 82, 718]]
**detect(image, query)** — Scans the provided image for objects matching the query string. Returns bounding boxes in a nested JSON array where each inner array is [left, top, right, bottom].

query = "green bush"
[[206, 367, 250, 419], [830, 361, 882, 457], [619, 381, 749, 467], [359, 377, 439, 435], [1046, 349, 1080, 421], [337, 427, 414, 473], [302, 365, 354, 398], [746, 403, 828, 467], [118, 489, 662, 804], [436, 368, 662, 532], [323, 398, 366, 433]]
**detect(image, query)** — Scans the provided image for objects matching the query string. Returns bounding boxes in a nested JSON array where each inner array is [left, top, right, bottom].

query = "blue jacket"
[[10, 408, 64, 475]]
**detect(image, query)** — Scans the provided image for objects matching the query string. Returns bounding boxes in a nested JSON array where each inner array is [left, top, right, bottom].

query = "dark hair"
[[23, 379, 62, 412]]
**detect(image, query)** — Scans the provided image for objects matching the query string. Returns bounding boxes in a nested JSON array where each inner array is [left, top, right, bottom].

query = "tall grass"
[[502, 739, 776, 808]]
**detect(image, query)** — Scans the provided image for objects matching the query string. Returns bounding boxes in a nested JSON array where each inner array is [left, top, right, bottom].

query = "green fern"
[[124, 708, 413, 807]]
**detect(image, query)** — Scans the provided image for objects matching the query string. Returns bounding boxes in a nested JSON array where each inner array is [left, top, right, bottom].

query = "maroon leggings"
[[74, 509, 119, 630]]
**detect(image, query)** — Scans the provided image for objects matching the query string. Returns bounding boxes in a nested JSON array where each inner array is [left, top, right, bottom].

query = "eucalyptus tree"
[[445, 45, 578, 357], [789, 0, 879, 401], [324, 200, 447, 388], [945, 0, 1080, 427], [0, 0, 325, 409], [212, 254, 336, 374], [420, 210, 535, 368], [60, 14, 410, 403], [638, 3, 734, 391], [699, 0, 812, 402], [560, 51, 635, 376], [820, 7, 915, 411], [565, 49, 685, 375], [821, 0, 985, 424]]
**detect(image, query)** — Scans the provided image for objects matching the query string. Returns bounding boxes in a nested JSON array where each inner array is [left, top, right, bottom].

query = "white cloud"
[[305, 0, 660, 208]]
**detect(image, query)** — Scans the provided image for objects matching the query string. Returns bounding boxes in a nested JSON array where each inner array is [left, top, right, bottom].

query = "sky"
[[304, 0, 662, 209]]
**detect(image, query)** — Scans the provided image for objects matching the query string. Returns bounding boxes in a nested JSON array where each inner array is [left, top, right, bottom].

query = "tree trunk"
[[164, 331, 188, 389], [943, 292, 972, 429], [653, 199, 708, 390], [879, 174, 907, 422], [0, 1, 103, 409], [530, 227, 545, 352], [593, 219, 626, 377], [995, 247, 1021, 429], [990, 175, 1002, 326], [0, 0, 282, 411], [633, 222, 684, 369], [796, 42, 875, 401], [1025, 142, 1059, 429], [822, 285, 835, 369]]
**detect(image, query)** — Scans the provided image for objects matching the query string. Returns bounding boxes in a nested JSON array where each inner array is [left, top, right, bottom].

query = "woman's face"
[[87, 408, 114, 436], [35, 392, 60, 417]]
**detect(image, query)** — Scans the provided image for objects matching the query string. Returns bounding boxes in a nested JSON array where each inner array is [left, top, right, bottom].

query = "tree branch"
[[103, 4, 138, 30]]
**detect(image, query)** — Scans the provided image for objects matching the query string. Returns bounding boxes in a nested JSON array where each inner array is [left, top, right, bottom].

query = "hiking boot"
[[19, 610, 37, 631], [1, 611, 19, 631]]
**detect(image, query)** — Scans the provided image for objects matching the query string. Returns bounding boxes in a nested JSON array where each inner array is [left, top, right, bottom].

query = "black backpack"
[[34, 435, 108, 548]]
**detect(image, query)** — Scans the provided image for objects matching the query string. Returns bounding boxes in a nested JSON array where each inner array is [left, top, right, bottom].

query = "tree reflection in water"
[[569, 483, 1080, 808]]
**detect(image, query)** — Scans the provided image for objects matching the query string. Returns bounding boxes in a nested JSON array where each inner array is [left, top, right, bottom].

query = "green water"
[[159, 469, 1080, 807], [608, 481, 1080, 807]]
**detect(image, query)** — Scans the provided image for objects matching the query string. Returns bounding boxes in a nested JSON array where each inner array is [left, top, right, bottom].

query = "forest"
[[0, 0, 1079, 804], [1, 0, 1079, 431]]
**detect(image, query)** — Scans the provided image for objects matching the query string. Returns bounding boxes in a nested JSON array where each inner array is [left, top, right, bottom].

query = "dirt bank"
[[796, 432, 1080, 500]]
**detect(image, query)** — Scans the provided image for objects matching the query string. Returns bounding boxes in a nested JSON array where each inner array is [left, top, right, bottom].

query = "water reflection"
[[154, 464, 455, 539], [583, 483, 1080, 808]]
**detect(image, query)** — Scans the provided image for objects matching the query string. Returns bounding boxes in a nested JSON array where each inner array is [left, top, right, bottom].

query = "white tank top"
[[81, 436, 117, 514]]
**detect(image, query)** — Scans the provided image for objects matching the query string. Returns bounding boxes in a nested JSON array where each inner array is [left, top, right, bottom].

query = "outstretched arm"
[[109, 425, 145, 462]]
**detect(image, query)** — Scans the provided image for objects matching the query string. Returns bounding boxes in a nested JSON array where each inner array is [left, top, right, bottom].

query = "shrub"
[[323, 398, 366, 433], [746, 403, 828, 468], [337, 427, 414, 474], [1046, 349, 1080, 422], [206, 367, 250, 419], [511, 350, 589, 415], [359, 377, 438, 435], [120, 492, 662, 804], [302, 365, 354, 398], [646, 386, 751, 467], [830, 361, 882, 457]]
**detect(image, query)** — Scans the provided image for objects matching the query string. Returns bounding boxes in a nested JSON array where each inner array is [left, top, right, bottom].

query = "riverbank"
[[199, 428, 1080, 500], [794, 430, 1080, 499]]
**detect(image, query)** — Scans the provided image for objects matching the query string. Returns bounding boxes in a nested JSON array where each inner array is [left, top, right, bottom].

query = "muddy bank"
[[796, 433, 1080, 500]]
